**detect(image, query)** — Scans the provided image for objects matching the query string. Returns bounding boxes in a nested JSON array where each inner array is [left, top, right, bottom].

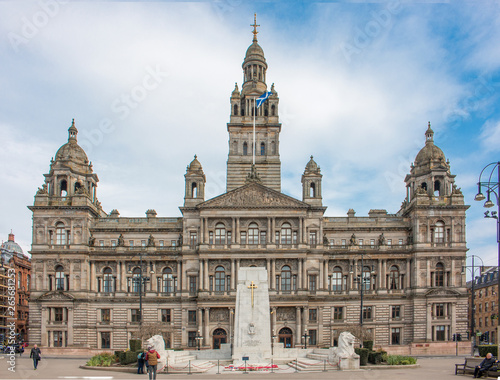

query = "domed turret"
[[304, 155, 320, 174], [302, 156, 322, 206], [241, 14, 268, 95], [184, 155, 206, 207], [1, 231, 25, 259], [54, 119, 89, 165], [414, 122, 446, 166]]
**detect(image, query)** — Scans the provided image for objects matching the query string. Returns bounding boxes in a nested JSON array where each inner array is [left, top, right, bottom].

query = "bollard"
[[271, 358, 274, 374], [217, 359, 220, 374], [295, 358, 298, 372], [188, 359, 192, 375], [323, 359, 326, 372], [166, 357, 169, 375]]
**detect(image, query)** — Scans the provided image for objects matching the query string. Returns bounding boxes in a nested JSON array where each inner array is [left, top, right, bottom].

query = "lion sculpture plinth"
[[329, 331, 360, 370], [146, 335, 168, 371]]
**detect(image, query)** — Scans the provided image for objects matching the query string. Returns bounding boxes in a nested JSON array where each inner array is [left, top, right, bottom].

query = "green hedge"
[[478, 345, 498, 358], [129, 339, 142, 352], [355, 348, 369, 366], [363, 341, 374, 351], [386, 355, 417, 365], [368, 351, 385, 364], [86, 352, 116, 367]]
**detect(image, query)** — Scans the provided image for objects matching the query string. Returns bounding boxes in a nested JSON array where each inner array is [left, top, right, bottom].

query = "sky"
[[0, 0, 499, 269]]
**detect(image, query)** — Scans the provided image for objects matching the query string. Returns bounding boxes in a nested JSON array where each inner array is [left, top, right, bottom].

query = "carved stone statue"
[[147, 234, 155, 247], [88, 233, 95, 246], [248, 323, 256, 335], [36, 183, 48, 195], [323, 235, 329, 245], [117, 234, 124, 247], [349, 234, 357, 246], [178, 233, 183, 247], [378, 233, 385, 246], [145, 335, 168, 371]]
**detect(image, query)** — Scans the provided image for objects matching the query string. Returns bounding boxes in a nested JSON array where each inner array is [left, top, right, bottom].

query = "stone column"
[[235, 218, 240, 244], [267, 218, 271, 243], [199, 259, 204, 291], [197, 308, 203, 337], [272, 307, 277, 335], [200, 218, 204, 244], [90, 261, 95, 292], [426, 303, 432, 341], [296, 307, 302, 346], [266, 259, 271, 286], [181, 260, 187, 292], [298, 259, 302, 290], [121, 262, 127, 292], [324, 260, 329, 290], [204, 308, 210, 346], [406, 259, 411, 288], [231, 259, 236, 290], [204, 260, 209, 291], [67, 307, 74, 345], [271, 259, 276, 290], [41, 307, 48, 345], [42, 261, 47, 290], [451, 303, 456, 337], [318, 307, 324, 346], [319, 260, 324, 290], [181, 309, 187, 347], [302, 259, 307, 289], [299, 218, 303, 244]]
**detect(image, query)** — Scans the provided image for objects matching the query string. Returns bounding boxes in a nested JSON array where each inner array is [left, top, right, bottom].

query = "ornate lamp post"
[[462, 255, 484, 356], [195, 330, 203, 351], [302, 328, 310, 349], [474, 162, 500, 355], [271, 329, 277, 356], [350, 253, 376, 327], [129, 252, 154, 326]]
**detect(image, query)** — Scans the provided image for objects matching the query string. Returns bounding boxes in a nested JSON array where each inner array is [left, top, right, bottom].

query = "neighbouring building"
[[470, 266, 499, 344], [28, 21, 470, 352], [1, 232, 31, 342]]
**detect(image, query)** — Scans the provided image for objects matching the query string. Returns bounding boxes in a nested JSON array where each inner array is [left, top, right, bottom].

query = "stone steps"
[[288, 358, 326, 372]]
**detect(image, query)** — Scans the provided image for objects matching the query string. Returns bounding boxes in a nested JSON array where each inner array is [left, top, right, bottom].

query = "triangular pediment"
[[424, 288, 462, 297], [38, 291, 75, 302], [199, 182, 310, 209]]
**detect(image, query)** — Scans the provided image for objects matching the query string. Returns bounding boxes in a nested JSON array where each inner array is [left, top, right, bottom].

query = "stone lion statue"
[[332, 331, 358, 359], [146, 335, 168, 371]]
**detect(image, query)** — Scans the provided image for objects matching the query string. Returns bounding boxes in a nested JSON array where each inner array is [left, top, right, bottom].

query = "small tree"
[[132, 322, 170, 347]]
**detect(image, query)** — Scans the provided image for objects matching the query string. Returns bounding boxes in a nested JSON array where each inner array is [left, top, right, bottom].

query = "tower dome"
[[304, 155, 320, 174], [414, 122, 446, 166], [1, 231, 24, 258], [54, 119, 89, 165], [187, 155, 204, 174]]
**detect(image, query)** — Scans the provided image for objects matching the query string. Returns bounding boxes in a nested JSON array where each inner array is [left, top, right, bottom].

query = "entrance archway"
[[212, 328, 227, 349], [279, 327, 293, 348]]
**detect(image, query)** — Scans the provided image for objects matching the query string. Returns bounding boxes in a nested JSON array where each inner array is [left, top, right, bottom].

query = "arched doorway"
[[279, 327, 293, 348], [212, 328, 227, 349]]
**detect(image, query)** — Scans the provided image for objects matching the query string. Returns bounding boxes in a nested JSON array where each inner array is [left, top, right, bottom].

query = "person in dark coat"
[[137, 350, 146, 374], [29, 344, 41, 370], [474, 353, 498, 378]]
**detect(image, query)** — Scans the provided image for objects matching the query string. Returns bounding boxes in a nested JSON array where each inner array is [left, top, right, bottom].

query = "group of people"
[[137, 346, 161, 380]]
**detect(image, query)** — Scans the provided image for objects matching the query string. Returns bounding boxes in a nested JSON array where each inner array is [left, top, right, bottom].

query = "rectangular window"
[[190, 232, 197, 247], [102, 309, 111, 323], [310, 232, 317, 247], [359, 239, 363, 246], [341, 239, 346, 247], [188, 310, 197, 323], [293, 231, 298, 245], [292, 275, 297, 291], [333, 307, 343, 321], [131, 309, 141, 323], [435, 303, 444, 318], [309, 275, 317, 291], [171, 240, 176, 247], [53, 331, 64, 347], [111, 240, 116, 247], [209, 231, 214, 245], [260, 231, 266, 245], [485, 302, 489, 312], [275, 231, 280, 244], [309, 309, 317, 322], [129, 240, 134, 247], [370, 239, 375, 246], [141, 240, 146, 247], [54, 307, 63, 322], [240, 232, 247, 245], [99, 240, 104, 247], [159, 240, 164, 247], [161, 309, 171, 323], [387, 239, 392, 246], [391, 305, 401, 319], [227, 231, 232, 245], [101, 332, 111, 349], [188, 331, 197, 347], [436, 325, 445, 341], [189, 276, 197, 295], [399, 239, 404, 245], [362, 306, 372, 320], [391, 328, 401, 345]]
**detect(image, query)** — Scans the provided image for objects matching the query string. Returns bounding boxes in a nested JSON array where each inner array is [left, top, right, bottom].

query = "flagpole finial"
[[251, 13, 260, 42]]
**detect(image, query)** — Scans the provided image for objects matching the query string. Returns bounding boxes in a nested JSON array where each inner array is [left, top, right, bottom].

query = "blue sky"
[[0, 1, 499, 268]]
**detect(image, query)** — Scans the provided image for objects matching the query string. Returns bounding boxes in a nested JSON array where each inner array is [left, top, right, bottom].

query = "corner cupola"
[[302, 156, 323, 206], [241, 14, 268, 95], [184, 155, 206, 207]]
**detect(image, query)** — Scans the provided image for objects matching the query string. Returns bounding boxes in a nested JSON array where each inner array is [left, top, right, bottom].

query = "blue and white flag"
[[256, 91, 272, 108]]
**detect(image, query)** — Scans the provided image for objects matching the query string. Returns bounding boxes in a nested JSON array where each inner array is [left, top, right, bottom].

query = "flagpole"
[[253, 96, 256, 165]]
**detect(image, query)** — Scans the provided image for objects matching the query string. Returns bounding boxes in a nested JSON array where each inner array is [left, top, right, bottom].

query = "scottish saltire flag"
[[256, 91, 272, 108]]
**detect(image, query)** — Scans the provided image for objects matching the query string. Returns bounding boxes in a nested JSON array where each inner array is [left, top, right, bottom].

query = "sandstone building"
[[28, 23, 469, 351]]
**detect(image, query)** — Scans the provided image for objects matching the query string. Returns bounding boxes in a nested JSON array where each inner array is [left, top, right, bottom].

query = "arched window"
[[248, 223, 259, 245], [332, 267, 342, 292], [233, 104, 238, 116], [215, 266, 225, 292], [434, 221, 445, 244], [281, 223, 292, 245], [60, 179, 67, 197], [241, 100, 245, 116], [103, 267, 113, 293], [132, 267, 141, 293], [163, 267, 173, 293], [271, 141, 276, 155], [192, 182, 198, 198], [389, 265, 400, 290], [18, 272, 22, 289], [434, 180, 441, 196], [310, 182, 316, 197], [243, 142, 248, 156], [261, 142, 265, 155], [55, 265, 65, 291], [435, 263, 444, 286], [281, 265, 291, 291], [215, 223, 226, 245], [27, 275, 30, 290], [271, 104, 276, 116], [55, 223, 66, 245], [361, 266, 371, 291]]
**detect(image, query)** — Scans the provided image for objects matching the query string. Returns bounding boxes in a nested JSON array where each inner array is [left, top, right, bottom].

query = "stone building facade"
[[470, 267, 498, 344], [28, 24, 469, 351], [1, 232, 31, 342]]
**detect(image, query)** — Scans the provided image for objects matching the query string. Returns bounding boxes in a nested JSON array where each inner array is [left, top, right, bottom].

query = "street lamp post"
[[350, 253, 376, 328], [195, 330, 203, 350], [475, 162, 500, 356], [129, 252, 153, 326], [271, 329, 277, 356], [463, 255, 484, 356], [302, 328, 309, 349]]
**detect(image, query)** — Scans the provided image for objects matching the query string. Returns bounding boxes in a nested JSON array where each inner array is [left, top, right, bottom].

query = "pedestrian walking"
[[137, 350, 146, 374], [30, 344, 41, 370], [145, 346, 160, 380]]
